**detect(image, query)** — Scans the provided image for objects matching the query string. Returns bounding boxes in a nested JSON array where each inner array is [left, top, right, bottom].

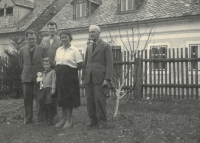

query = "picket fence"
[[0, 47, 200, 100]]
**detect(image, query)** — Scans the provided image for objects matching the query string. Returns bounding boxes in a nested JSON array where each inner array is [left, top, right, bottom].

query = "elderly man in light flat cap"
[[83, 25, 113, 129]]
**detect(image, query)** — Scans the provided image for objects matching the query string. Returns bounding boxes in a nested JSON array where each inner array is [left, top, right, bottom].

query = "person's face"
[[60, 34, 70, 45], [26, 34, 36, 47], [89, 28, 100, 42], [44, 62, 51, 71], [48, 25, 57, 36]]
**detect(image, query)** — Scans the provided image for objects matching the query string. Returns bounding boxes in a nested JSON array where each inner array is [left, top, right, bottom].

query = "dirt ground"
[[0, 97, 200, 143]]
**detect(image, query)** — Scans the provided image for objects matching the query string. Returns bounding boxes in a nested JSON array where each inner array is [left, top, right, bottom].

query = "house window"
[[190, 44, 199, 70], [151, 46, 167, 71], [6, 7, 13, 15], [121, 0, 133, 11], [0, 9, 4, 17], [112, 46, 122, 62], [76, 3, 86, 18]]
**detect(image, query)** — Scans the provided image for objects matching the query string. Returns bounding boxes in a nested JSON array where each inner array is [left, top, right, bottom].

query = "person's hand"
[[102, 80, 110, 87], [51, 88, 56, 95]]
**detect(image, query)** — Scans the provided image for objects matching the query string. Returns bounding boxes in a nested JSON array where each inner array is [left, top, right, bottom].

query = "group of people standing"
[[19, 21, 113, 129]]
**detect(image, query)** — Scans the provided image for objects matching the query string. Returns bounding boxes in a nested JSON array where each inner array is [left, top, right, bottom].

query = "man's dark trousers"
[[23, 81, 41, 123], [86, 77, 108, 125]]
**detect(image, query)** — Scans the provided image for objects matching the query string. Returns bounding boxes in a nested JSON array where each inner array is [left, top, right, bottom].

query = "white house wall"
[[71, 17, 200, 56]]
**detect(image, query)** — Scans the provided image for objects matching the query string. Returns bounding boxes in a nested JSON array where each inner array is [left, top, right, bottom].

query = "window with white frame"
[[0, 7, 13, 16], [121, 0, 133, 11], [151, 46, 167, 71], [190, 44, 200, 70], [76, 3, 86, 18]]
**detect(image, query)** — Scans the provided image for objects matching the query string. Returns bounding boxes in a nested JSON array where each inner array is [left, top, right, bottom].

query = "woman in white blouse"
[[54, 30, 83, 129]]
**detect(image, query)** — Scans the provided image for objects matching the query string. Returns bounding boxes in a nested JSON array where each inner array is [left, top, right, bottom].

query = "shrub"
[[2, 35, 25, 98]]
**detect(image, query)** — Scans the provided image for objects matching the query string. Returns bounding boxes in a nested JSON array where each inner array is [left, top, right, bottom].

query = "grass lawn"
[[0, 97, 200, 143]]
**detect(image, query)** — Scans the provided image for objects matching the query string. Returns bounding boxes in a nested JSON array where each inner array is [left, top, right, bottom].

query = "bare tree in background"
[[106, 22, 156, 117]]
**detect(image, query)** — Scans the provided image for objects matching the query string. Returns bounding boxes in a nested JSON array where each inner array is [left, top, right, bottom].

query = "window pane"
[[190, 45, 198, 70], [128, 0, 133, 10], [151, 46, 167, 70], [76, 4, 80, 17], [160, 47, 166, 58], [152, 48, 158, 58], [82, 3, 86, 16], [6, 7, 13, 15], [121, 0, 126, 11], [191, 46, 198, 58], [0, 9, 4, 17]]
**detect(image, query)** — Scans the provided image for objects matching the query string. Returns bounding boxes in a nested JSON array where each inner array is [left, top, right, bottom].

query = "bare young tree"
[[106, 22, 156, 117]]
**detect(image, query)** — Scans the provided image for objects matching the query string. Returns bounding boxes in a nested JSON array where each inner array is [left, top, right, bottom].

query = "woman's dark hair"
[[47, 21, 57, 28], [42, 57, 54, 69], [25, 30, 37, 37], [60, 30, 73, 42]]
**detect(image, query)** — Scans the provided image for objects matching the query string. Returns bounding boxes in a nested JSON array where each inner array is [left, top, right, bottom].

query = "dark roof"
[[41, 0, 200, 31], [12, 0, 34, 8], [91, 0, 102, 5], [70, 0, 102, 5], [0, 0, 56, 34]]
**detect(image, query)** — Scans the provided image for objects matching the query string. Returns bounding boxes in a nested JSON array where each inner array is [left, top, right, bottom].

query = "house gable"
[[0, 0, 34, 29]]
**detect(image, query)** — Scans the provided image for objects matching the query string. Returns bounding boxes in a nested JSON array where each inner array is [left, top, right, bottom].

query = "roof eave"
[[43, 14, 200, 33], [15, 3, 34, 9]]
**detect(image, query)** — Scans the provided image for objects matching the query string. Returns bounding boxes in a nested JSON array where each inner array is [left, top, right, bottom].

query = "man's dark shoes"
[[24, 119, 32, 124], [87, 122, 98, 127], [98, 124, 108, 129]]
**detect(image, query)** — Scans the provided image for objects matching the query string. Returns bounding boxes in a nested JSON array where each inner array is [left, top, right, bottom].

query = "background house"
[[0, 0, 69, 56], [41, 0, 200, 61]]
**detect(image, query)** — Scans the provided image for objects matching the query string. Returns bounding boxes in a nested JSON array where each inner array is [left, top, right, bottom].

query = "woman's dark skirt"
[[55, 65, 80, 108]]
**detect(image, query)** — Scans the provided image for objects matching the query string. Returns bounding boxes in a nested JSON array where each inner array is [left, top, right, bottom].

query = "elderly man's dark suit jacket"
[[40, 35, 62, 60], [83, 39, 113, 84], [19, 45, 44, 82], [83, 39, 113, 125]]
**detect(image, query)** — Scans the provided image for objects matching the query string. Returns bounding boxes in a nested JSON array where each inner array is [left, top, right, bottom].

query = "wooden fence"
[[142, 47, 200, 100], [0, 56, 8, 98], [1, 47, 200, 100], [79, 47, 200, 100]]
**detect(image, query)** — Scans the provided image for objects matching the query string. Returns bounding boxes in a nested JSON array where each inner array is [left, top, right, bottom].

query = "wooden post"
[[134, 58, 143, 100]]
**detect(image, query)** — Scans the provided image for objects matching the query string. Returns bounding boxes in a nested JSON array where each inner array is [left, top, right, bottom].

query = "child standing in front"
[[39, 57, 57, 126]]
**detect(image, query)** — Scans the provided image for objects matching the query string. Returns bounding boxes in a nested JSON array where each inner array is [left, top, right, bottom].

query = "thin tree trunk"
[[114, 95, 120, 117]]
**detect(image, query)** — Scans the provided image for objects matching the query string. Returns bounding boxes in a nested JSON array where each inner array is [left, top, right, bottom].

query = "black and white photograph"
[[0, 0, 200, 142]]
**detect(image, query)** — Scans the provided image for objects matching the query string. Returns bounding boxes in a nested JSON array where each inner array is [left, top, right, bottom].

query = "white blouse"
[[55, 45, 83, 68]]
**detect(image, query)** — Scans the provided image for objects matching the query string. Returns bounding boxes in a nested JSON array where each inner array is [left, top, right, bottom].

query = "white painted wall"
[[70, 17, 200, 56]]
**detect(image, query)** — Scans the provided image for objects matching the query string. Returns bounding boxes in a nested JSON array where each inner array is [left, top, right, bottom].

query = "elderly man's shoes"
[[87, 122, 98, 127]]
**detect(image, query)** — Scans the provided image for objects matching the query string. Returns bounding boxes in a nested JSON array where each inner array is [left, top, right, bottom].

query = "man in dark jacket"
[[40, 21, 62, 61], [83, 25, 113, 128], [19, 30, 45, 124]]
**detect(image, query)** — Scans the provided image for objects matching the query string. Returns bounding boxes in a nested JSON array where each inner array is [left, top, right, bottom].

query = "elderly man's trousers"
[[85, 78, 109, 125]]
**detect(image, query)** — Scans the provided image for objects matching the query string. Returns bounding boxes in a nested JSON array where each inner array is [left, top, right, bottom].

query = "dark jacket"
[[40, 35, 62, 60], [83, 39, 113, 84], [19, 45, 45, 82]]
